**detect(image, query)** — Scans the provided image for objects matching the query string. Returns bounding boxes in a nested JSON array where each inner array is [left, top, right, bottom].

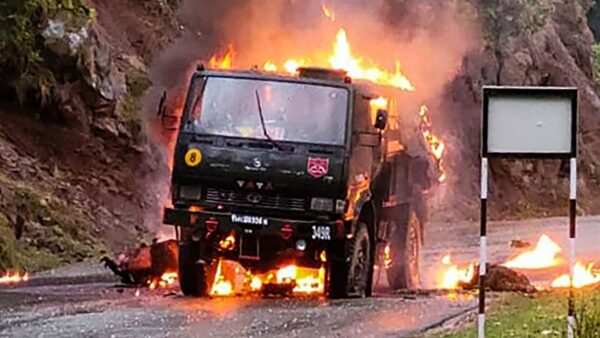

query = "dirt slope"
[[0, 0, 177, 271], [438, 0, 600, 220]]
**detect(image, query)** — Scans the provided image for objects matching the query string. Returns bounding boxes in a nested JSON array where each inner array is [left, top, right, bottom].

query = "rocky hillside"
[[0, 0, 177, 271], [440, 0, 600, 220]]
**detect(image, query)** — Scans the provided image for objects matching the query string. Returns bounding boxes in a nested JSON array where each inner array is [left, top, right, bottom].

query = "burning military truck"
[[162, 65, 441, 298]]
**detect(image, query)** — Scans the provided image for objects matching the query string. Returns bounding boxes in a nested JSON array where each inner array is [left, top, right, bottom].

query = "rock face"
[[443, 0, 600, 218], [41, 8, 127, 136]]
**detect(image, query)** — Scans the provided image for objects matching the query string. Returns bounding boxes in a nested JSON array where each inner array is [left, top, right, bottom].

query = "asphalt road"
[[1, 216, 599, 338]]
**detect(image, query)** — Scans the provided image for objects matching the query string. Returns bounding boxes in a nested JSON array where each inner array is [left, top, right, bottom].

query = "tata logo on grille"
[[252, 157, 262, 168], [246, 193, 263, 204]]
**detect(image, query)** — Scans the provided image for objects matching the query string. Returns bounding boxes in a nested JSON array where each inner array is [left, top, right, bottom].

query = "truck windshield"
[[186, 76, 349, 146]]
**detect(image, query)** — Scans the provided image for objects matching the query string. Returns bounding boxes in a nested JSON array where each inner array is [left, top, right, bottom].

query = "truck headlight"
[[310, 198, 334, 212], [179, 185, 202, 200]]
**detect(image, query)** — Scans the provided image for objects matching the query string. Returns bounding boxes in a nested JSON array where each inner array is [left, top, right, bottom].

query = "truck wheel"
[[327, 222, 372, 298], [386, 211, 421, 290], [178, 242, 208, 296]]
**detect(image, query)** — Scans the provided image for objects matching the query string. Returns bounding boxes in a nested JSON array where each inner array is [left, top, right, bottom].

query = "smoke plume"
[[144, 0, 482, 225]]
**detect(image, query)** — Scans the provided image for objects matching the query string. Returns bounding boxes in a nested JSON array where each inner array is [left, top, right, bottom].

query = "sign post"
[[480, 86, 578, 338]]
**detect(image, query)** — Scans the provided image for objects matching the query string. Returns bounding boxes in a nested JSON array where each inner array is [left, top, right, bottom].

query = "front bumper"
[[163, 207, 345, 240]]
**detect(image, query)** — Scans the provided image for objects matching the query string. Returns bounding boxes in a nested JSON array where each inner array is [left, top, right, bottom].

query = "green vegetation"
[[0, 0, 93, 105], [118, 71, 152, 140], [0, 173, 106, 272], [575, 290, 600, 338], [592, 43, 600, 85], [435, 289, 600, 338], [479, 0, 554, 44]]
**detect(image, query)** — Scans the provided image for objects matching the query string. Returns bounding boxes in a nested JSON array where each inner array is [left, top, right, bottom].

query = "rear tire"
[[327, 222, 372, 298], [386, 209, 421, 290], [178, 241, 209, 296]]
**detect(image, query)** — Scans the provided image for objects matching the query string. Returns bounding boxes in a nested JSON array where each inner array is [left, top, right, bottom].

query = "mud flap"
[[239, 231, 260, 260]]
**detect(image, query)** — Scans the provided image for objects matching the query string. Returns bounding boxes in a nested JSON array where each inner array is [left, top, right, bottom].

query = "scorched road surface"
[[0, 284, 475, 337], [1, 216, 599, 338]]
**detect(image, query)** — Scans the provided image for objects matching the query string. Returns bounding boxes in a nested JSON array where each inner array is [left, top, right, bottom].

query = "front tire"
[[327, 222, 372, 298], [386, 209, 421, 290], [178, 241, 209, 296]]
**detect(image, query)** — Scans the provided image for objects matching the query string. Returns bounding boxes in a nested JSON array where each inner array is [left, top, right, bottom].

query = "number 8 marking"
[[185, 149, 202, 167]]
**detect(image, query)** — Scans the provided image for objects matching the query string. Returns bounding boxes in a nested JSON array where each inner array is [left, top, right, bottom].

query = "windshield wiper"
[[254, 90, 282, 150]]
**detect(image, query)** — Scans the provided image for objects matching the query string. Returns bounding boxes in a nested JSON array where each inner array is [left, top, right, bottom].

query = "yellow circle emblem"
[[184, 148, 202, 167]]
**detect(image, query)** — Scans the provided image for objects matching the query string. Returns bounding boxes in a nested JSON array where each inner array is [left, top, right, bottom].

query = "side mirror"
[[157, 90, 167, 118], [157, 91, 179, 131], [374, 109, 388, 130]]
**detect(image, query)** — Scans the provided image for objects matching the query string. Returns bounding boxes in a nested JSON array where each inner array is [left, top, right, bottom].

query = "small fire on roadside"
[[210, 259, 234, 296], [272, 264, 326, 294], [209, 261, 325, 296], [0, 271, 29, 285], [149, 271, 178, 290], [438, 255, 475, 290], [551, 262, 600, 288], [503, 234, 562, 270]]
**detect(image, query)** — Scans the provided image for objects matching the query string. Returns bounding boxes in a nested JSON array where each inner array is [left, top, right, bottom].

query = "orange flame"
[[384, 244, 392, 268], [329, 29, 415, 91], [0, 271, 29, 285], [283, 59, 306, 74], [265, 264, 326, 294], [219, 233, 236, 251], [263, 60, 278, 72], [210, 259, 233, 296], [503, 234, 562, 269], [551, 262, 600, 288], [250, 276, 263, 291], [438, 255, 475, 290], [419, 105, 447, 183], [213, 28, 414, 91], [321, 3, 335, 22], [370, 96, 389, 111], [149, 271, 178, 290], [209, 44, 235, 69]]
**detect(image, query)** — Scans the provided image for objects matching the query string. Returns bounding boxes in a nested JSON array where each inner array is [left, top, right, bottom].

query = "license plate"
[[231, 214, 268, 226], [312, 225, 331, 240]]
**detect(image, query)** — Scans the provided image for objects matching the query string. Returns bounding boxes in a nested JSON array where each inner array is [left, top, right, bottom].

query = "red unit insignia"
[[307, 157, 330, 178]]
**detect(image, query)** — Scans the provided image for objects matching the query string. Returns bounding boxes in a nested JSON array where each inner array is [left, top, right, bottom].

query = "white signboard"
[[483, 87, 577, 157]]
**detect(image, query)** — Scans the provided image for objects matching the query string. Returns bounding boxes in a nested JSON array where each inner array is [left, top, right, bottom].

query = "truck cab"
[[163, 66, 433, 298]]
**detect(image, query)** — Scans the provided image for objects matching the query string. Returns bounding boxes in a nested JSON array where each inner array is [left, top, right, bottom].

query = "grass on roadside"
[[436, 288, 600, 338]]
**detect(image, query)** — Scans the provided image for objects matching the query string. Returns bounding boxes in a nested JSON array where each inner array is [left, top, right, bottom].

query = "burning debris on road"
[[101, 239, 178, 288], [438, 234, 600, 293], [102, 238, 326, 297], [0, 271, 29, 285]]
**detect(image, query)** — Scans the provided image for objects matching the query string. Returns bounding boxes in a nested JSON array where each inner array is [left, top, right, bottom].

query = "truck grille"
[[205, 188, 306, 211]]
